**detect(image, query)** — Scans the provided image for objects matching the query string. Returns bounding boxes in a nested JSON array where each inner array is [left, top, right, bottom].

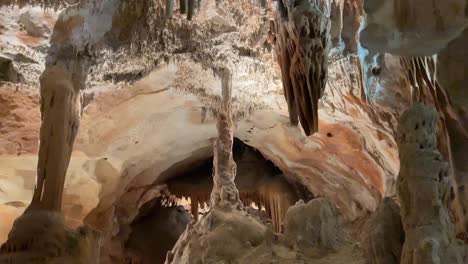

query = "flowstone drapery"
[[275, 0, 331, 135]]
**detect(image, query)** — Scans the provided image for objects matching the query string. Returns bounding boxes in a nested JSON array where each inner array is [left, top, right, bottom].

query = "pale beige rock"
[[18, 8, 53, 38]]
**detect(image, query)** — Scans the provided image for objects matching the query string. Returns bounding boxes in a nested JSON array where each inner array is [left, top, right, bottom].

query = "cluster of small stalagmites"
[[0, 211, 100, 264], [396, 103, 466, 264], [165, 197, 342, 264], [275, 0, 331, 135]]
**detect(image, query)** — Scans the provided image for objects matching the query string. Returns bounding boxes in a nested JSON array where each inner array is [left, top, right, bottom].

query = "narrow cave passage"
[[125, 138, 309, 263]]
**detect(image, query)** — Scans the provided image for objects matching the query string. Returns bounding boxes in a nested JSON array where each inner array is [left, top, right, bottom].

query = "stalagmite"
[[210, 69, 241, 208], [30, 54, 89, 211], [396, 103, 465, 264], [275, 0, 331, 135]]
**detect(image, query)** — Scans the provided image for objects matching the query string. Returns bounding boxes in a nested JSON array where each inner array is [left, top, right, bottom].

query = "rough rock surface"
[[397, 103, 465, 264], [437, 28, 468, 109], [0, 54, 22, 83], [18, 8, 53, 38], [360, 0, 468, 56], [0, 211, 100, 264], [283, 198, 342, 253], [126, 198, 191, 264], [166, 198, 363, 264], [362, 197, 404, 264]]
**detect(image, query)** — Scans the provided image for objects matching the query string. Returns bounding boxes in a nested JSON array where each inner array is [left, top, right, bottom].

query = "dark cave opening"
[[125, 138, 310, 263]]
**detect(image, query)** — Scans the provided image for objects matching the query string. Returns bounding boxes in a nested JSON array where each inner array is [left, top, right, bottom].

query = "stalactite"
[[166, 0, 174, 18], [187, 0, 195, 20], [180, 0, 187, 14], [191, 198, 199, 221], [274, 0, 331, 135]]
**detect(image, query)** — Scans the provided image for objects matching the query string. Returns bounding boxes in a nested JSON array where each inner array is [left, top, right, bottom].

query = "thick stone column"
[[397, 103, 465, 264], [210, 69, 241, 208]]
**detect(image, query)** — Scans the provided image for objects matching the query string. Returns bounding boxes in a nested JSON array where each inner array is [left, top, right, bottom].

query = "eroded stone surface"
[[0, 211, 100, 264], [397, 103, 465, 264], [283, 198, 342, 253], [362, 197, 404, 264]]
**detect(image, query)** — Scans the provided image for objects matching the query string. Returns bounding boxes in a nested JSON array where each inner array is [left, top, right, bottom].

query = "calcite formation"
[[360, 0, 468, 56], [275, 0, 331, 135], [283, 198, 341, 254], [396, 103, 465, 264], [210, 69, 241, 208], [0, 211, 100, 264], [166, 197, 351, 264], [362, 197, 404, 264], [166, 140, 298, 232]]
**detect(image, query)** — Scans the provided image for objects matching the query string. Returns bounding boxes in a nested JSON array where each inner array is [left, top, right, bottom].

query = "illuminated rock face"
[[396, 103, 465, 264]]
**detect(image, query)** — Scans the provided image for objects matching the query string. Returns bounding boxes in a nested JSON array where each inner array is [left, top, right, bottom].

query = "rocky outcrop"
[[18, 8, 53, 38], [0, 211, 100, 264], [362, 197, 404, 264], [283, 198, 341, 253], [360, 0, 468, 56], [166, 196, 359, 264], [397, 103, 465, 264], [275, 0, 331, 135]]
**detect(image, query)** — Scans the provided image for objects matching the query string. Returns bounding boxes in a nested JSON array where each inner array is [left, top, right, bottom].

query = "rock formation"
[[360, 0, 468, 56], [396, 103, 465, 264], [362, 197, 404, 264], [283, 198, 342, 254], [1, 1, 468, 263], [275, 0, 331, 135], [209, 69, 241, 208], [0, 211, 100, 263], [0, 54, 22, 83]]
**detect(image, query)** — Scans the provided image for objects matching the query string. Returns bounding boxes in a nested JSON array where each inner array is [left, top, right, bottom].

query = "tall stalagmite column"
[[210, 69, 241, 208], [29, 55, 90, 211], [396, 103, 464, 264], [275, 0, 331, 135]]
